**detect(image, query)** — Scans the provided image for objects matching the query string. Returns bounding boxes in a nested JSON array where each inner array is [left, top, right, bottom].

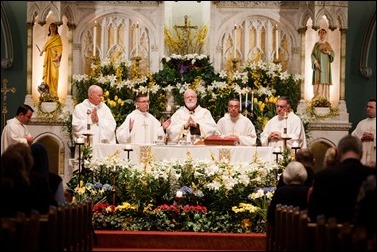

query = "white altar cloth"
[[92, 143, 274, 164]]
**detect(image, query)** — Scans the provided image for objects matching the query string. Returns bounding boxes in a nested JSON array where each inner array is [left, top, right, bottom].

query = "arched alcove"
[[35, 136, 60, 175], [309, 138, 336, 173], [33, 132, 65, 178]]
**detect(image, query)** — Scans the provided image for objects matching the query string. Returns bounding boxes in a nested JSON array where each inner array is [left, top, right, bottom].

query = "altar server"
[[216, 98, 257, 146], [166, 89, 216, 143], [352, 98, 376, 168], [116, 93, 170, 144], [1, 104, 34, 154], [72, 84, 116, 144]]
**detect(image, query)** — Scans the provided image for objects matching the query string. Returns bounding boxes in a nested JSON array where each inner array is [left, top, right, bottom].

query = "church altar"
[[92, 143, 274, 164], [22, 1, 351, 189]]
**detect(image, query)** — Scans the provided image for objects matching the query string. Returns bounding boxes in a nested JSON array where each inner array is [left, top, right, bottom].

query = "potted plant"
[[309, 96, 338, 119]]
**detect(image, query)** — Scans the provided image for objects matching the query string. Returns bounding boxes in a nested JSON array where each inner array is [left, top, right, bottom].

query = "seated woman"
[[267, 161, 310, 226]]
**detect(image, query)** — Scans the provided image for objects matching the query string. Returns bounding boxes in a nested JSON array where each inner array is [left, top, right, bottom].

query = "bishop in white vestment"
[[167, 89, 216, 143]]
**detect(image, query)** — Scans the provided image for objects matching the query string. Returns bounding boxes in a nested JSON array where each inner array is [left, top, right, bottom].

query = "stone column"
[[298, 27, 307, 100], [66, 23, 76, 96], [64, 23, 76, 113], [24, 22, 35, 107], [339, 28, 347, 101], [296, 27, 307, 115]]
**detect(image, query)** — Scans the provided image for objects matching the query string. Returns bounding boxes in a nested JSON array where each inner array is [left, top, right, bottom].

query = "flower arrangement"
[[305, 96, 339, 120], [59, 108, 74, 143], [164, 19, 208, 55], [72, 57, 168, 125], [67, 152, 278, 233]]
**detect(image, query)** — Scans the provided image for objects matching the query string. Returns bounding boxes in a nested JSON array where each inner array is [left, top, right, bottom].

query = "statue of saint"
[[39, 22, 63, 99], [311, 28, 334, 101]]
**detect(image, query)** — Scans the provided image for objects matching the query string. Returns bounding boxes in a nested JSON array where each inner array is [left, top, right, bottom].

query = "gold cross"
[[1, 78, 16, 128], [174, 15, 198, 54]]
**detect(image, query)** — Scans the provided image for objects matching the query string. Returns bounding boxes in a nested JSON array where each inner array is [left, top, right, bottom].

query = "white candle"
[[166, 105, 172, 112], [76, 137, 84, 144], [135, 22, 139, 56], [245, 91, 248, 110], [176, 190, 183, 198], [274, 147, 281, 153], [233, 25, 237, 58], [125, 144, 132, 150], [239, 93, 242, 111], [275, 25, 279, 60], [251, 92, 254, 112], [93, 21, 97, 57], [292, 142, 299, 148]]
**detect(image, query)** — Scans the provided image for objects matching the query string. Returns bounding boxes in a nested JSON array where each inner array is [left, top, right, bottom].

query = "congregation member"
[[72, 84, 116, 144], [323, 147, 338, 169], [216, 98, 257, 146], [2, 143, 57, 216], [166, 89, 216, 143], [31, 142, 66, 205], [307, 135, 374, 223], [1, 148, 32, 217], [116, 93, 171, 144], [352, 98, 376, 168], [353, 172, 376, 239], [267, 160, 309, 226], [276, 148, 315, 188], [260, 96, 307, 149], [1, 104, 34, 154]]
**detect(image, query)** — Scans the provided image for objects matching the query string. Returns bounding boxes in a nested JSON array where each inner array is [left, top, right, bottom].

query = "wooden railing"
[[0, 199, 93, 251], [266, 204, 375, 251]]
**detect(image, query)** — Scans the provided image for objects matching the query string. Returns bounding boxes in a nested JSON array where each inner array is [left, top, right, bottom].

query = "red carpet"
[[93, 231, 266, 251]]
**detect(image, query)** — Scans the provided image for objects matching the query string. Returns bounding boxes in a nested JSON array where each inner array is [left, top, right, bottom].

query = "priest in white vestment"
[[216, 98, 257, 146], [260, 96, 307, 149], [116, 94, 170, 144], [72, 85, 116, 144], [352, 99, 376, 167]]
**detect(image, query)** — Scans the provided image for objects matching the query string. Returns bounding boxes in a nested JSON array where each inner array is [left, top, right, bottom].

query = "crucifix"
[[1, 78, 16, 128], [174, 15, 198, 54], [142, 120, 148, 143]]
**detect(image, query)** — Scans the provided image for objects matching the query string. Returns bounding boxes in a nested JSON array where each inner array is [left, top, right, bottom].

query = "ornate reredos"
[[26, 1, 348, 105]]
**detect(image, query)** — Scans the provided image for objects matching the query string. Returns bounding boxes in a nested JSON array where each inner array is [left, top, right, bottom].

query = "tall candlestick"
[[239, 93, 242, 111], [233, 25, 237, 58], [275, 25, 279, 60], [135, 22, 139, 56], [93, 21, 97, 57]]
